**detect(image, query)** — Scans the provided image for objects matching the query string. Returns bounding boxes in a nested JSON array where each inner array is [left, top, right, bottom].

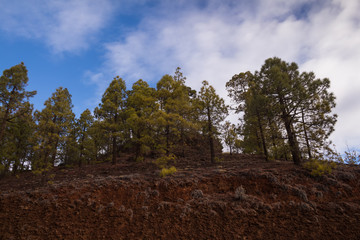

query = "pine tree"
[[156, 74, 178, 153], [296, 72, 337, 159], [259, 58, 303, 164], [227, 57, 337, 165], [223, 121, 237, 155], [94, 76, 127, 164], [88, 120, 108, 162], [0, 63, 36, 144], [155, 68, 197, 156], [0, 102, 35, 175], [62, 123, 79, 166], [33, 87, 75, 169], [172, 67, 198, 157], [226, 71, 270, 160], [126, 79, 158, 161], [77, 109, 96, 166], [197, 80, 228, 163]]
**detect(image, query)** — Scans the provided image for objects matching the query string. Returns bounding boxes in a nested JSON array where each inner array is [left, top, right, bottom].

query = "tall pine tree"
[[227, 57, 337, 165], [77, 109, 96, 166], [197, 81, 228, 163], [0, 63, 36, 145], [33, 87, 75, 169], [126, 79, 158, 160], [94, 76, 127, 164]]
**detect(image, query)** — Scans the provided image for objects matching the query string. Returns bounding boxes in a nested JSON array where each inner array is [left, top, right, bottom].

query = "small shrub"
[[32, 168, 46, 176], [32, 164, 53, 176], [160, 166, 177, 177], [155, 154, 176, 169], [343, 149, 360, 165], [304, 159, 337, 177], [215, 157, 224, 163], [135, 156, 144, 162], [155, 153, 177, 177]]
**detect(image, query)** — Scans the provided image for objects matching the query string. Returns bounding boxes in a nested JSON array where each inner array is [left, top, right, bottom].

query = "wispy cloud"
[[95, 1, 312, 96], [0, 0, 114, 53], [2, 0, 359, 150], [91, 0, 360, 150], [299, 0, 360, 149]]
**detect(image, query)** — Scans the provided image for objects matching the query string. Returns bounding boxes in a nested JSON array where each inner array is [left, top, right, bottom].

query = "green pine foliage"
[[159, 166, 177, 177], [304, 159, 337, 177], [155, 69, 198, 156], [0, 63, 36, 143], [197, 80, 229, 163], [77, 109, 96, 166], [222, 121, 238, 155], [0, 60, 341, 176], [33, 87, 75, 170], [1, 103, 36, 174], [0, 63, 36, 176], [226, 57, 337, 165], [94, 76, 127, 164], [126, 79, 158, 161]]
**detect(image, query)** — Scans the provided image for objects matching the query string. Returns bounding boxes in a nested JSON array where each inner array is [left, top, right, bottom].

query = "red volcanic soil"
[[1, 154, 360, 239]]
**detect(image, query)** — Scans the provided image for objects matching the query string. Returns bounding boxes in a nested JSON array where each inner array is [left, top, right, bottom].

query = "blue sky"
[[1, 0, 360, 152]]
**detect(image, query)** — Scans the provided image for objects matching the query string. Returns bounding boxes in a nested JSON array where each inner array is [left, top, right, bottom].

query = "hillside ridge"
[[1, 154, 360, 239]]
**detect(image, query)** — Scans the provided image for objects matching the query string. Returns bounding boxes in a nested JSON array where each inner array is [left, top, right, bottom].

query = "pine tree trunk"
[[279, 94, 301, 165], [255, 130, 262, 152], [180, 127, 185, 158], [79, 150, 83, 167], [135, 131, 141, 161], [79, 135, 85, 167], [112, 135, 117, 165], [301, 109, 312, 159], [207, 107, 215, 163], [283, 116, 301, 165], [267, 115, 279, 159], [52, 138, 59, 166], [0, 87, 16, 145], [0, 109, 9, 145], [209, 134, 215, 163], [165, 124, 170, 154], [112, 112, 119, 165], [256, 109, 268, 161]]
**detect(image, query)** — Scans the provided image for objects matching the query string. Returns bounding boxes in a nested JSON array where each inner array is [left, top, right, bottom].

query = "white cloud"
[[47, 0, 113, 53], [299, 0, 360, 150], [0, 0, 113, 53], [92, 0, 360, 151], [96, 2, 311, 101]]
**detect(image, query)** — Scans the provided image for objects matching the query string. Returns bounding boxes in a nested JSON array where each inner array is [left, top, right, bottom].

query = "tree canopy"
[[0, 59, 338, 176], [226, 57, 337, 164]]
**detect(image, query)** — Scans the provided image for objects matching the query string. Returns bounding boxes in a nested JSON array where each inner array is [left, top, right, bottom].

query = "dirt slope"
[[1, 154, 360, 239]]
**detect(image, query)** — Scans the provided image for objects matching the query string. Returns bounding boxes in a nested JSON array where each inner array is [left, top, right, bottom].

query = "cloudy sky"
[[0, 0, 359, 152]]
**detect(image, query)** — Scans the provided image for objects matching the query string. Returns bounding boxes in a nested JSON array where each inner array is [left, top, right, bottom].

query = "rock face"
[[1, 155, 360, 239]]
